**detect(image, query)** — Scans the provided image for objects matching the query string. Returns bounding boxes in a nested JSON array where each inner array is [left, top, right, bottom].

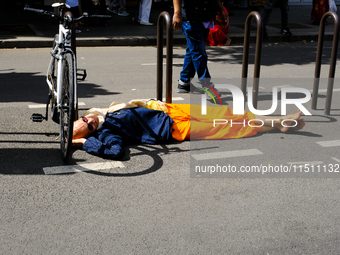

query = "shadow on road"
[[0, 71, 119, 104], [0, 148, 62, 175]]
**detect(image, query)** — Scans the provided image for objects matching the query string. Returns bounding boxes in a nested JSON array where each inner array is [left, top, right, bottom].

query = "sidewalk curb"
[[0, 32, 336, 48]]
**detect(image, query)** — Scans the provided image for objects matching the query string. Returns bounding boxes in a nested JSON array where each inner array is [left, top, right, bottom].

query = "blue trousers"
[[180, 21, 211, 84]]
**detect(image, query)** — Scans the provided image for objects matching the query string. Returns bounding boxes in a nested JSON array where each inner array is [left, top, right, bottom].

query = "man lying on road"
[[72, 99, 305, 159]]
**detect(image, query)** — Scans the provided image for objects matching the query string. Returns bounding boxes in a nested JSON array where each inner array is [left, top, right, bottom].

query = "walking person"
[[139, 0, 153, 25], [107, 0, 129, 16], [172, 0, 229, 96], [79, 0, 108, 26], [311, 0, 329, 25], [66, 0, 81, 33], [262, 0, 292, 37], [206, 6, 231, 46]]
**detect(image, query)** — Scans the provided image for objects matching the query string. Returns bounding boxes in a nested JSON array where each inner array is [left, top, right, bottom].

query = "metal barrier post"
[[241, 11, 263, 108], [311, 11, 339, 115], [157, 11, 173, 103]]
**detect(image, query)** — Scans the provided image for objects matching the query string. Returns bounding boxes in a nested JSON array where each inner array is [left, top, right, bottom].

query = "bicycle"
[[25, 3, 111, 162]]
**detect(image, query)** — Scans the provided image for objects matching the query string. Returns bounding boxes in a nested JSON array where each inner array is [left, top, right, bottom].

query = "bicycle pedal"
[[30, 113, 46, 122], [77, 68, 87, 81]]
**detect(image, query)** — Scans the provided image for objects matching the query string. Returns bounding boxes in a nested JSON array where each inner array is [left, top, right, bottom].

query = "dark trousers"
[[262, 0, 289, 29], [81, 0, 106, 15]]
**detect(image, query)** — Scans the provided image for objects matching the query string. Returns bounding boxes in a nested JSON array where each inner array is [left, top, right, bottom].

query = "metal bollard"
[[241, 11, 263, 109], [156, 11, 173, 103], [311, 11, 339, 115]]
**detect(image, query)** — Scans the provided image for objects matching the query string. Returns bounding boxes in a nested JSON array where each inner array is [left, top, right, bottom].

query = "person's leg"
[[109, 0, 118, 10], [179, 46, 196, 83], [139, 0, 142, 21], [224, 35, 232, 46], [188, 22, 211, 83], [180, 22, 211, 82], [189, 105, 258, 140], [280, 0, 289, 29], [180, 104, 306, 140], [118, 0, 126, 13], [311, 0, 328, 23], [279, 0, 292, 36], [191, 104, 305, 135], [259, 119, 306, 133], [254, 110, 305, 133], [262, 0, 275, 26], [179, 21, 197, 84], [139, 0, 153, 24], [178, 21, 216, 94], [262, 0, 275, 36]]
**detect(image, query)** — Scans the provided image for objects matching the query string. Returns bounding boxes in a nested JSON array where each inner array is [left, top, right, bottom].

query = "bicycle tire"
[[49, 34, 60, 123], [60, 52, 75, 162]]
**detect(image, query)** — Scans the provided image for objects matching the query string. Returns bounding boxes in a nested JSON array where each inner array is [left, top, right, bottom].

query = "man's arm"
[[72, 138, 87, 148], [217, 0, 229, 28], [83, 133, 125, 159], [172, 0, 182, 30]]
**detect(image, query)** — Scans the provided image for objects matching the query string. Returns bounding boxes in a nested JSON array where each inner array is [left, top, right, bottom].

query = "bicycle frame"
[[46, 10, 77, 115], [25, 3, 111, 161]]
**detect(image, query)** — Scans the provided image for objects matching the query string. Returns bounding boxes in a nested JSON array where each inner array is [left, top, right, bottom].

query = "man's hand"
[[72, 138, 87, 148], [172, 0, 182, 31], [173, 12, 183, 31]]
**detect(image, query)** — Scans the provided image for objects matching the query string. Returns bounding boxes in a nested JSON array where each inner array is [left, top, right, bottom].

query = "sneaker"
[[177, 81, 190, 93], [177, 81, 204, 94], [118, 11, 129, 16], [281, 27, 292, 37], [140, 21, 153, 26], [106, 7, 118, 14]]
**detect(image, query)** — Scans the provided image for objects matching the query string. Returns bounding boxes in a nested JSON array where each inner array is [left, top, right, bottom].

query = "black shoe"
[[281, 27, 292, 37], [177, 81, 204, 94], [177, 81, 190, 93]]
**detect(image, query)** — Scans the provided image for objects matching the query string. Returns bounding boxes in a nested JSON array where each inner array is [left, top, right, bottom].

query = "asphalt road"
[[1, 42, 340, 254]]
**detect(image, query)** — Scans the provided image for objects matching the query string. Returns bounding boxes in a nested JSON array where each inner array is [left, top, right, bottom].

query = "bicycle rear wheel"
[[60, 53, 75, 162]]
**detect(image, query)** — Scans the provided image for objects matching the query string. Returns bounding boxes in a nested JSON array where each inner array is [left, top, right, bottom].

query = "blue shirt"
[[83, 107, 174, 159]]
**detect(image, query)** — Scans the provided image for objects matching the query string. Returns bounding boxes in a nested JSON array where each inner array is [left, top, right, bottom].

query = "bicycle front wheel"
[[48, 34, 60, 123], [60, 53, 75, 162]]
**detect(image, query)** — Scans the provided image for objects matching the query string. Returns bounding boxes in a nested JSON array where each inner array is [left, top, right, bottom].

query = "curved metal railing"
[[156, 11, 173, 103], [241, 11, 263, 108], [311, 11, 339, 115]]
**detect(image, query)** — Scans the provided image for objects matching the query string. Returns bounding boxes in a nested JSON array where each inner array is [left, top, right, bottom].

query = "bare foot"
[[291, 118, 305, 131], [276, 110, 304, 133], [224, 37, 231, 46]]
